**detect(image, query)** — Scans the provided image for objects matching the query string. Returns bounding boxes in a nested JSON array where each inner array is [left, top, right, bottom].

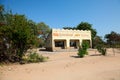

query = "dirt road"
[[0, 49, 120, 80]]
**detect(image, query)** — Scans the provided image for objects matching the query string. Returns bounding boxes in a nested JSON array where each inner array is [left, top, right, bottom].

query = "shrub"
[[78, 48, 86, 58], [96, 45, 107, 56], [22, 52, 48, 63], [0, 6, 41, 63], [82, 40, 89, 50], [77, 41, 89, 58]]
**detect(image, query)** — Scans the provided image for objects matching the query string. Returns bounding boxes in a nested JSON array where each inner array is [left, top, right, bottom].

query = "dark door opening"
[[70, 40, 78, 48], [55, 40, 65, 49]]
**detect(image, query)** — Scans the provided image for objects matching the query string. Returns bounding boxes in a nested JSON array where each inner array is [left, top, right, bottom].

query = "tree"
[[0, 5, 39, 62], [63, 26, 76, 30], [37, 22, 51, 39], [76, 22, 97, 48], [0, 5, 5, 24], [28, 20, 38, 36], [105, 31, 120, 55], [5, 14, 37, 61], [0, 5, 8, 62], [93, 36, 105, 48], [105, 31, 120, 48], [76, 22, 97, 39], [37, 22, 51, 47]]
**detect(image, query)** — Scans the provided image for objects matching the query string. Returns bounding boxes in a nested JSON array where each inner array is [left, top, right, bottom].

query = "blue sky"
[[1, 0, 120, 37]]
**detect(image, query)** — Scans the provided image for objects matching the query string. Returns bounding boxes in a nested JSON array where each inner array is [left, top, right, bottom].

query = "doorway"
[[54, 40, 66, 49], [70, 40, 79, 49]]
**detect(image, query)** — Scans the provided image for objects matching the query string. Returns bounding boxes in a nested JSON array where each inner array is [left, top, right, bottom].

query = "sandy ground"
[[0, 48, 120, 80]]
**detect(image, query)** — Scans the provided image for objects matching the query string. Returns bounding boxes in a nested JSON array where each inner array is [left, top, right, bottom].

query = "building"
[[45, 29, 92, 51]]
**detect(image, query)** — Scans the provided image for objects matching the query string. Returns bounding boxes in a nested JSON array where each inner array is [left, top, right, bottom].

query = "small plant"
[[78, 47, 86, 58], [101, 48, 106, 55], [96, 45, 107, 56], [22, 52, 48, 63], [0, 63, 3, 66], [77, 41, 89, 58]]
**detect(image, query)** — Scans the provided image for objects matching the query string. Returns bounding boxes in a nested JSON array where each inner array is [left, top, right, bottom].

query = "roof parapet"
[[52, 28, 91, 32]]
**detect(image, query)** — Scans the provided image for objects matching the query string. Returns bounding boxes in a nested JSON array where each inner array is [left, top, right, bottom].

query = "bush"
[[77, 41, 89, 58], [22, 52, 48, 63], [78, 48, 86, 58], [0, 6, 41, 63], [96, 45, 107, 56]]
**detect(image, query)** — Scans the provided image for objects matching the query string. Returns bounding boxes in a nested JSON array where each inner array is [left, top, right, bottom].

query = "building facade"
[[45, 29, 92, 51]]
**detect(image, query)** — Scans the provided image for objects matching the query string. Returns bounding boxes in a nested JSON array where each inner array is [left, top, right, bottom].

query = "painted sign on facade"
[[53, 32, 90, 38]]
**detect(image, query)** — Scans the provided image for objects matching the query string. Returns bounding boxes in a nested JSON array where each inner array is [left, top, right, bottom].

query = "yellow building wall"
[[46, 29, 92, 51]]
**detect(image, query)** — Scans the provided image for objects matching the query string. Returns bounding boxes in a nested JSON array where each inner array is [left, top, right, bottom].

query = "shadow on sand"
[[89, 54, 102, 56], [70, 54, 102, 58], [70, 56, 81, 58], [39, 48, 46, 51], [39, 48, 52, 52]]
